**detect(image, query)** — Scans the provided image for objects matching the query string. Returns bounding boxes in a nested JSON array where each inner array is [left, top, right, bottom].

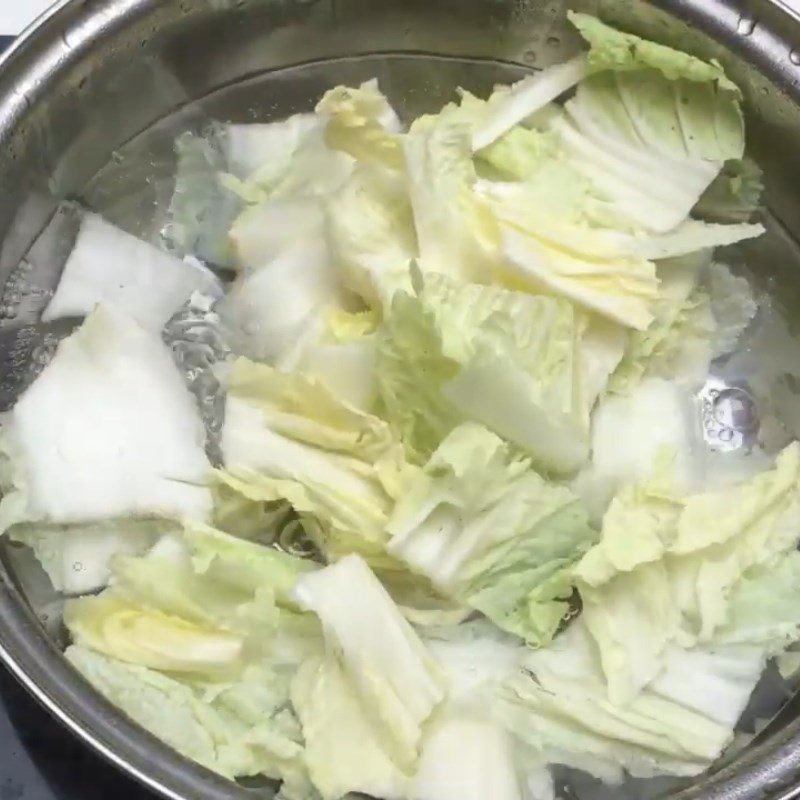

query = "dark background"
[[0, 33, 150, 800], [0, 665, 153, 800]]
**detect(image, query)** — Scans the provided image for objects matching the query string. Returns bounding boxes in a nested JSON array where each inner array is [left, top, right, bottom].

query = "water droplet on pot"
[[737, 15, 756, 35]]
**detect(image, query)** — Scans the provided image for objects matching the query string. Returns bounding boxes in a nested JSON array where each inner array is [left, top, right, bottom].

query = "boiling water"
[[3, 53, 800, 800]]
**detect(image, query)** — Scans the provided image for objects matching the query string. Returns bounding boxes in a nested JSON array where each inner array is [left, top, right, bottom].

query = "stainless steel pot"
[[2, 0, 800, 798]]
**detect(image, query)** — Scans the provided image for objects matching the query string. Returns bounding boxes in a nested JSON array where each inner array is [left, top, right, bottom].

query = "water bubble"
[[546, 35, 561, 47], [278, 518, 319, 558], [698, 378, 759, 453], [523, 49, 537, 64], [712, 387, 759, 433], [791, 48, 800, 66], [72, 561, 84, 573]]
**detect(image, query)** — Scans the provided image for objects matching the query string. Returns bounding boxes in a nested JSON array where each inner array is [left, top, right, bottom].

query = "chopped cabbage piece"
[[229, 113, 352, 201], [220, 241, 346, 364], [617, 220, 764, 261], [409, 716, 527, 800], [576, 442, 800, 702], [555, 13, 744, 233], [108, 524, 317, 647], [569, 12, 739, 87], [219, 358, 406, 565], [9, 518, 167, 595], [421, 619, 527, 708], [278, 317, 378, 412], [326, 163, 416, 308], [608, 259, 713, 394], [403, 111, 497, 284], [376, 275, 592, 471], [228, 196, 326, 272], [316, 79, 403, 170], [0, 305, 212, 532], [573, 378, 700, 523], [291, 655, 407, 800], [293, 555, 446, 770], [223, 113, 322, 179], [695, 158, 764, 223], [471, 56, 588, 151], [43, 214, 220, 331], [499, 621, 759, 780], [67, 646, 312, 790], [388, 424, 597, 645], [65, 592, 245, 673], [165, 132, 241, 267], [482, 183, 658, 330]]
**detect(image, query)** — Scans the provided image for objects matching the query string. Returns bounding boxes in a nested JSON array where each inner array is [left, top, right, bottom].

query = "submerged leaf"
[[0, 305, 212, 532], [376, 275, 592, 471], [388, 424, 597, 645], [219, 358, 406, 565], [293, 555, 446, 770]]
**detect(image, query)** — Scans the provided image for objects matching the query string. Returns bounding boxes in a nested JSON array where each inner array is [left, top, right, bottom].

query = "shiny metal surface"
[[1, 1, 800, 799]]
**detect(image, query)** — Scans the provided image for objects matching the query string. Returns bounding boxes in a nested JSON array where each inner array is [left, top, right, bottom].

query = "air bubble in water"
[[713, 387, 759, 433], [698, 378, 760, 453], [719, 428, 735, 442], [791, 48, 800, 66], [163, 290, 230, 464], [278, 518, 319, 559], [0, 258, 51, 325]]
